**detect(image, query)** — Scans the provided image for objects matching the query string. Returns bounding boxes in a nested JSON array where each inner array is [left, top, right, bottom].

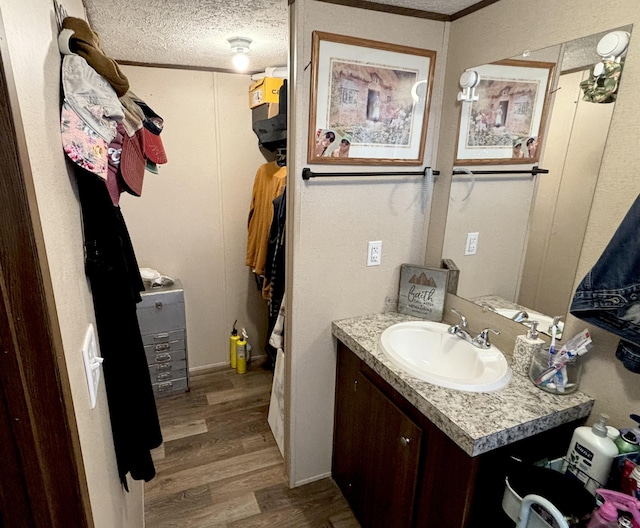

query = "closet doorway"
[[107, 58, 350, 524]]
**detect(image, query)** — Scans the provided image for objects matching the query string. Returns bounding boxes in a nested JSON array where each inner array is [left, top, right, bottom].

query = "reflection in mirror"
[[442, 26, 633, 339]]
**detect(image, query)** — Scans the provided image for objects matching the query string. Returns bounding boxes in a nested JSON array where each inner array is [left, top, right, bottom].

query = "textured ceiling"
[[84, 0, 487, 73]]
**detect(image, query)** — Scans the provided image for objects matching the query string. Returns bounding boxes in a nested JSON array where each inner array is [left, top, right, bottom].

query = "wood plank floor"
[[144, 359, 360, 528]]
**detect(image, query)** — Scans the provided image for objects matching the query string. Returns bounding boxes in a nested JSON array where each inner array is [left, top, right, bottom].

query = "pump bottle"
[[565, 414, 619, 494], [229, 320, 239, 369], [514, 321, 545, 376]]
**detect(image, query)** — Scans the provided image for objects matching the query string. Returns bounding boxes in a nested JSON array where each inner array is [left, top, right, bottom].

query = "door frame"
[[0, 9, 93, 527]]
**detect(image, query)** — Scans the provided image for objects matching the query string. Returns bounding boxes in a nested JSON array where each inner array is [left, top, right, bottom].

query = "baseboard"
[[189, 354, 268, 376], [291, 471, 332, 488]]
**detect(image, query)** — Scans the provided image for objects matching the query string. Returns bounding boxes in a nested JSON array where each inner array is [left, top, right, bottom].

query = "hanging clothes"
[[263, 188, 286, 368], [246, 160, 286, 278], [570, 193, 640, 373], [75, 167, 162, 488], [265, 189, 286, 317]]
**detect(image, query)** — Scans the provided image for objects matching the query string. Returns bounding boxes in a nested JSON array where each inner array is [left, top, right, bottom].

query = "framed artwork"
[[308, 31, 436, 165], [397, 264, 449, 322], [454, 59, 555, 165]]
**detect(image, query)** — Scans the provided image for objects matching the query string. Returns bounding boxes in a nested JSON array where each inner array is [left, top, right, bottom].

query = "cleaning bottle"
[[586, 489, 640, 528], [229, 320, 239, 369], [565, 414, 619, 494], [236, 329, 248, 374], [616, 430, 640, 454]]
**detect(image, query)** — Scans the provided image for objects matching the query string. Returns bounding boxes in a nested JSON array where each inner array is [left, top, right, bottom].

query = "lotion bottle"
[[565, 414, 619, 494], [513, 321, 545, 376]]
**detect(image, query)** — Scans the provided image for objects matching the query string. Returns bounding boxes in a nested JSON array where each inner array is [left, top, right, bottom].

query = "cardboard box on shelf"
[[251, 103, 280, 124], [249, 77, 284, 109]]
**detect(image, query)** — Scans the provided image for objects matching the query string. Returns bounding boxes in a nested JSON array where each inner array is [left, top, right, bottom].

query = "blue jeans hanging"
[[570, 193, 640, 373]]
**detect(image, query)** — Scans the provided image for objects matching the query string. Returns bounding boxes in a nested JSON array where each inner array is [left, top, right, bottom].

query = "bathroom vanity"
[[331, 312, 595, 528]]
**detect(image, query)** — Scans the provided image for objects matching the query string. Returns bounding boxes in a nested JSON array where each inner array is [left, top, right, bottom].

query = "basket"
[[502, 458, 596, 528]]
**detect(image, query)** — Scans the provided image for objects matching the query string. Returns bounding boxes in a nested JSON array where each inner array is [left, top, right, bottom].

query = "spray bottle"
[[586, 489, 640, 528], [229, 320, 239, 369], [236, 329, 248, 374]]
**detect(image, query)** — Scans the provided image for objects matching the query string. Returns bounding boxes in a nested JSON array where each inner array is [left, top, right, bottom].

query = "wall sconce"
[[410, 79, 429, 103], [581, 30, 630, 104], [457, 70, 480, 102], [593, 30, 630, 75], [228, 37, 252, 72]]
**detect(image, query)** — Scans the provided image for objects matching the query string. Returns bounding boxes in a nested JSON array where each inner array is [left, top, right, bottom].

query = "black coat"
[[75, 167, 162, 488]]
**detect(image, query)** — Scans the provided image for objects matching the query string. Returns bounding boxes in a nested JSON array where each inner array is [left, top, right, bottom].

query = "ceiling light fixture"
[[228, 37, 252, 72]]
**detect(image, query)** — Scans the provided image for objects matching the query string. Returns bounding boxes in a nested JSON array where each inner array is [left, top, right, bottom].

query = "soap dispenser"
[[513, 321, 545, 376]]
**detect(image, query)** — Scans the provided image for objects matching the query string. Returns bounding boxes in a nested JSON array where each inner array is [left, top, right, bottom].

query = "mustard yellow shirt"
[[246, 161, 287, 277]]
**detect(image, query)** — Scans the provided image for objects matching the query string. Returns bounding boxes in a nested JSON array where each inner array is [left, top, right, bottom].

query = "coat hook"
[[53, 0, 68, 31]]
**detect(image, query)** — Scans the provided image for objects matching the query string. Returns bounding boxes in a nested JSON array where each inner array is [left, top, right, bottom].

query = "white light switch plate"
[[82, 324, 103, 409]]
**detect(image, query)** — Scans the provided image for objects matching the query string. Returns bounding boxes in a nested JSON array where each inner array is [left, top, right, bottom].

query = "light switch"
[[82, 324, 103, 409]]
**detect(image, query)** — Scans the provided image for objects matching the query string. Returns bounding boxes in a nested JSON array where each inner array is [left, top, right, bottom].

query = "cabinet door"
[[357, 370, 422, 528], [333, 343, 422, 528], [332, 342, 363, 505]]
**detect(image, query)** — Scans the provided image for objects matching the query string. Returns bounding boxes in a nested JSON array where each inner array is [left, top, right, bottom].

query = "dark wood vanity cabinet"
[[332, 341, 581, 528], [333, 343, 422, 528]]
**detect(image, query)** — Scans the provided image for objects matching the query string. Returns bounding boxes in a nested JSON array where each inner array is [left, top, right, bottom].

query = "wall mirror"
[[442, 25, 633, 339]]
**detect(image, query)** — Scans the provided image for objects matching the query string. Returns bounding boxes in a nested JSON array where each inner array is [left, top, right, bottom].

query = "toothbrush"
[[548, 323, 564, 389]]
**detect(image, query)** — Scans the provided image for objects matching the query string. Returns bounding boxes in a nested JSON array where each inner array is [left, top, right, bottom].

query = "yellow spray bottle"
[[236, 329, 248, 374], [229, 320, 239, 369]]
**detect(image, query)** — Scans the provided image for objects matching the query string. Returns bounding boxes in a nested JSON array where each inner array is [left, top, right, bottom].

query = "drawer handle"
[[155, 343, 170, 351], [158, 382, 173, 392], [155, 353, 172, 363], [153, 333, 170, 340], [156, 363, 172, 372], [157, 372, 172, 381], [155, 301, 163, 309], [400, 436, 411, 447]]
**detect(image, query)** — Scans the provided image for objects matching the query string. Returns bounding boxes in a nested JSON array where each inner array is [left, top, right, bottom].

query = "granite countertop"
[[331, 312, 595, 457]]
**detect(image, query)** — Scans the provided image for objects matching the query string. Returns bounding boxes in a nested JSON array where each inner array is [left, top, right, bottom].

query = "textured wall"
[[287, 0, 449, 486], [120, 67, 269, 370], [0, 0, 143, 525]]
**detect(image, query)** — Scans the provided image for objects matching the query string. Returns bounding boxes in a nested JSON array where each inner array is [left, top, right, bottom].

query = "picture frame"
[[308, 31, 436, 165], [397, 264, 449, 322], [454, 59, 555, 165]]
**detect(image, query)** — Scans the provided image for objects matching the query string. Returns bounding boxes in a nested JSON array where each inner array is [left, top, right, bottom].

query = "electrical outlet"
[[465, 232, 479, 255], [367, 240, 382, 266]]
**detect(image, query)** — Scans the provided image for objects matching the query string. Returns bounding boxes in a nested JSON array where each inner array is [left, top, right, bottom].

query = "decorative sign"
[[397, 264, 449, 321]]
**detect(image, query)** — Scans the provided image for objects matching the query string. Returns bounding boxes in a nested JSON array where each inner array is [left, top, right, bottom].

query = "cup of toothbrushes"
[[529, 345, 583, 395]]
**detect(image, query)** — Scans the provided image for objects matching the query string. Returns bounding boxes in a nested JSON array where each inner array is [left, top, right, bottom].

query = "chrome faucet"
[[472, 328, 501, 349], [510, 310, 529, 323], [447, 308, 473, 342], [448, 308, 501, 349]]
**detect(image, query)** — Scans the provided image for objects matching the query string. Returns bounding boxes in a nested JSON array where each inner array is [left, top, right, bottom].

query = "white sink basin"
[[379, 321, 512, 392]]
